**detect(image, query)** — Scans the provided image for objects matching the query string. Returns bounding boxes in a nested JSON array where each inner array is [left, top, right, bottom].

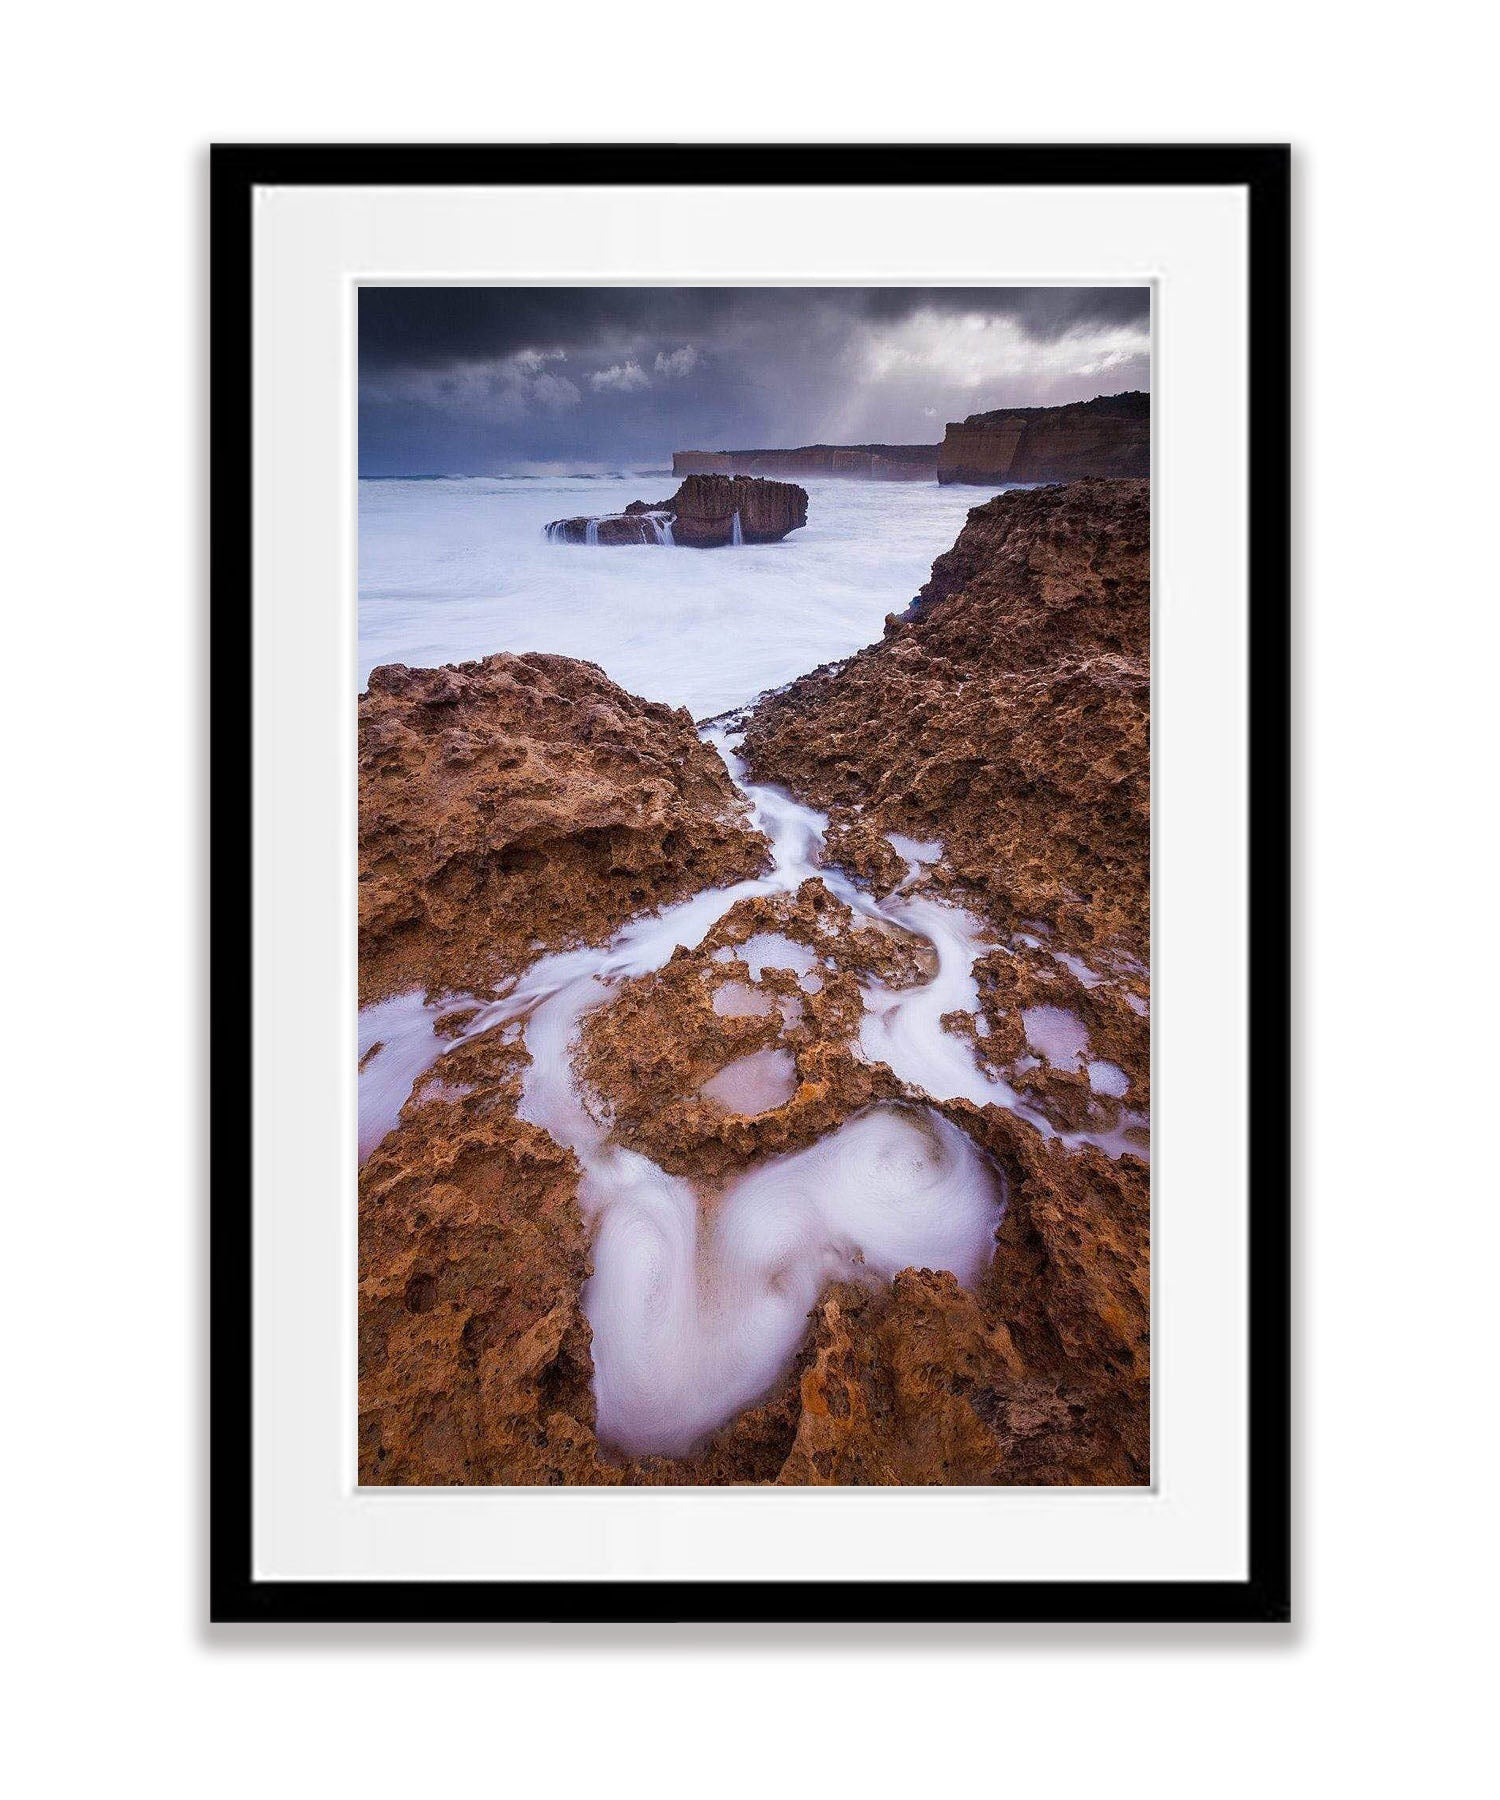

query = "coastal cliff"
[[937, 390, 1149, 485], [669, 393, 1150, 489], [673, 444, 939, 481]]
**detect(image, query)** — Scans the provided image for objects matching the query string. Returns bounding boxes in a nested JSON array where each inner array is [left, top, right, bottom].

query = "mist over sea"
[[358, 475, 997, 716]]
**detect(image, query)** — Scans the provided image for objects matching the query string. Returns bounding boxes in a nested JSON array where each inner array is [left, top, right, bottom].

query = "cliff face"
[[546, 473, 808, 547], [669, 473, 808, 546], [673, 444, 939, 481], [668, 394, 1148, 487], [358, 653, 769, 1004], [938, 391, 1150, 485]]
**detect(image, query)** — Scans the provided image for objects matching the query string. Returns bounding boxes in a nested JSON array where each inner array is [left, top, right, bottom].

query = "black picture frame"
[[210, 142, 1290, 1626]]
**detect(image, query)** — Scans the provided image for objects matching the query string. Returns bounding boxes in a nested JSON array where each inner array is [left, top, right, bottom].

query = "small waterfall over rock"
[[547, 511, 678, 547], [731, 510, 744, 547]]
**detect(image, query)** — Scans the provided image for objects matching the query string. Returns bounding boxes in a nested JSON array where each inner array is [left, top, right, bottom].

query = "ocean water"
[[359, 474, 997, 715]]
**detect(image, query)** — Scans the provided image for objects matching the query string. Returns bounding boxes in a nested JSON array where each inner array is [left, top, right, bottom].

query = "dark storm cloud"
[[360, 287, 1147, 369], [359, 286, 1150, 475]]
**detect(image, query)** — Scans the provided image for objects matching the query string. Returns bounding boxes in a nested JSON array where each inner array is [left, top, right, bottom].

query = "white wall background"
[[4, 4, 1494, 1795]]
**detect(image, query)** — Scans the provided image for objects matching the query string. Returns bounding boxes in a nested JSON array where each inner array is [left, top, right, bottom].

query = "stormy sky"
[[359, 287, 1150, 476]]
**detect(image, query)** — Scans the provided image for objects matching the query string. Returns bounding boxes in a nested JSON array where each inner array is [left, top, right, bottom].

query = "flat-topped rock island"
[[546, 473, 809, 547]]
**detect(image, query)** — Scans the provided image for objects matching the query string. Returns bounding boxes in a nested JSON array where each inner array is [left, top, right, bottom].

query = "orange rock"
[[359, 652, 769, 1004], [743, 478, 1151, 974], [358, 482, 1152, 1487]]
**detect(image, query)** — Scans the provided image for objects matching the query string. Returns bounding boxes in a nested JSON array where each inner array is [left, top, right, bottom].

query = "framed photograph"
[[212, 143, 1289, 1623]]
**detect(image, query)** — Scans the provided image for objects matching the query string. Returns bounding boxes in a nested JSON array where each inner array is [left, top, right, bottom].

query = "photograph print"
[[356, 284, 1151, 1487]]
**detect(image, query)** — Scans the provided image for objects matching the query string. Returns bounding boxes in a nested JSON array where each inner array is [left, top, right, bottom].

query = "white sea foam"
[[1023, 1004, 1091, 1071], [732, 933, 822, 982], [583, 1105, 1002, 1455], [858, 895, 1020, 1111], [887, 832, 944, 888], [1088, 1060, 1131, 1098], [711, 980, 775, 1019], [700, 1047, 799, 1115], [1053, 949, 1106, 988], [356, 992, 448, 1161]]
